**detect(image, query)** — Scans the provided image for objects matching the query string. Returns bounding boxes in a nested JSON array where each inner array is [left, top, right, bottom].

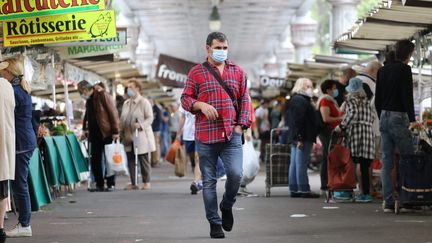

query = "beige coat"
[[120, 95, 156, 154], [0, 79, 15, 181]]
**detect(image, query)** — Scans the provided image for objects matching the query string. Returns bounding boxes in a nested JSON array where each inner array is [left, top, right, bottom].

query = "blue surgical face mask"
[[332, 89, 339, 98], [127, 89, 135, 98], [212, 49, 228, 63], [80, 94, 89, 100]]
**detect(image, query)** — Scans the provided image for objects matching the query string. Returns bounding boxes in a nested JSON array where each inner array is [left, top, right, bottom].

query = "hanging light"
[[209, 6, 221, 31]]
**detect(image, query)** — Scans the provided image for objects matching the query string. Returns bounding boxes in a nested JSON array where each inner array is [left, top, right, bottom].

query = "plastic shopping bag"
[[105, 140, 129, 176], [241, 140, 260, 186]]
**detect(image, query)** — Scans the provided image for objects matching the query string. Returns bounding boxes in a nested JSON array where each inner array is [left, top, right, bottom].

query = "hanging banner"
[[259, 75, 291, 89], [0, 0, 106, 21], [156, 54, 197, 88], [54, 44, 127, 59], [46, 28, 126, 46], [2, 10, 116, 47]]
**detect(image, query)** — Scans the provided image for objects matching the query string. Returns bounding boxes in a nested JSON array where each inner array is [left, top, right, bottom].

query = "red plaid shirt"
[[181, 60, 251, 144]]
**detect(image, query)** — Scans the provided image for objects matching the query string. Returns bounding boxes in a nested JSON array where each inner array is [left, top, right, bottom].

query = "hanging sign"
[[46, 28, 126, 46], [2, 10, 116, 47], [259, 75, 291, 89], [0, 0, 106, 21], [156, 54, 197, 88]]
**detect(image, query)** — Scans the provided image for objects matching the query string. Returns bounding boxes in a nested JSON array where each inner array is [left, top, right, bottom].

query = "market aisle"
[[4, 162, 432, 243]]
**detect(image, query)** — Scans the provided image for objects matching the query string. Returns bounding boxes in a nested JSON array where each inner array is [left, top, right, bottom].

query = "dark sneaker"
[[290, 192, 301, 198], [210, 224, 225, 239], [219, 203, 234, 232], [190, 182, 199, 195], [301, 192, 320, 198], [89, 187, 104, 192]]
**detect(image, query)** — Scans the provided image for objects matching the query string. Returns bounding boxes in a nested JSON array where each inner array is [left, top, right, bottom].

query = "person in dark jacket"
[[285, 78, 319, 198], [375, 39, 419, 212], [0, 57, 37, 238], [79, 80, 120, 192]]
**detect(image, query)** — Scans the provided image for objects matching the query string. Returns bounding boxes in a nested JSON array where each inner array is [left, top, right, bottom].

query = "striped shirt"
[[181, 60, 251, 144]]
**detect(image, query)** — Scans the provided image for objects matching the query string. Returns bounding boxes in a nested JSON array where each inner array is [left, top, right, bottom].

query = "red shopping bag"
[[165, 139, 181, 165], [327, 143, 356, 189]]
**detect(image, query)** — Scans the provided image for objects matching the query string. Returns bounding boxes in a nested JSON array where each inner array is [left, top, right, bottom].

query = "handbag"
[[202, 61, 245, 144]]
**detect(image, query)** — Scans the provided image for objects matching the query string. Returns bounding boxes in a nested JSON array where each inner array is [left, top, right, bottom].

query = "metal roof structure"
[[334, 0, 432, 53]]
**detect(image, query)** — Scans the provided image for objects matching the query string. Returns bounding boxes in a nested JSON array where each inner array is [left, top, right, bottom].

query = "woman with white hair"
[[0, 57, 36, 237], [284, 78, 320, 198], [335, 77, 375, 203]]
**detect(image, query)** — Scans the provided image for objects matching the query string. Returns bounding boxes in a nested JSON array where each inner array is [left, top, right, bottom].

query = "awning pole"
[[51, 53, 56, 109]]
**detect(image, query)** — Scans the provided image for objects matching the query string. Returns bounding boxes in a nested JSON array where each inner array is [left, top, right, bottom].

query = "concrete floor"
[[3, 162, 432, 243]]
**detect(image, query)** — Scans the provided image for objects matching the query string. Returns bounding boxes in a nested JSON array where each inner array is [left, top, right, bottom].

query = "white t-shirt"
[[179, 106, 195, 141]]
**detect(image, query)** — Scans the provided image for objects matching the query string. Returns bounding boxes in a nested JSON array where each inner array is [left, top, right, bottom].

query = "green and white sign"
[[54, 44, 127, 59]]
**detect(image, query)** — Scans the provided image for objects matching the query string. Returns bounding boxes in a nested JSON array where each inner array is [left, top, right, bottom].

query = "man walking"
[[79, 80, 120, 192], [181, 32, 251, 238]]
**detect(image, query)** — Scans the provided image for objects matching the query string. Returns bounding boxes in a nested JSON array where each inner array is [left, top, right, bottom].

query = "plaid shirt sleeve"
[[237, 71, 252, 128], [181, 65, 200, 114]]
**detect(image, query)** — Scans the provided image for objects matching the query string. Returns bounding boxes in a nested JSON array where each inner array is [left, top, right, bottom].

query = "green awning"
[[28, 148, 52, 211]]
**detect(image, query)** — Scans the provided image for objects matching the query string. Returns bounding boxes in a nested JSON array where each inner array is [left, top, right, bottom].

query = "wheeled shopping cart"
[[265, 127, 290, 197]]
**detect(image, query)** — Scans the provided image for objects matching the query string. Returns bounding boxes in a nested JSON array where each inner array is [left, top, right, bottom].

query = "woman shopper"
[[0, 57, 37, 238], [121, 79, 156, 190], [317, 80, 343, 192], [335, 77, 375, 203], [0, 65, 16, 240], [285, 78, 319, 198]]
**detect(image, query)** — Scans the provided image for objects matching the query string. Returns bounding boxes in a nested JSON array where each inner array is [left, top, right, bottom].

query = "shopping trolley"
[[265, 127, 290, 197]]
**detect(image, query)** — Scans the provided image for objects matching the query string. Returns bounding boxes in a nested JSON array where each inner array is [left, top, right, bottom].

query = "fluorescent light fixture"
[[209, 6, 221, 31]]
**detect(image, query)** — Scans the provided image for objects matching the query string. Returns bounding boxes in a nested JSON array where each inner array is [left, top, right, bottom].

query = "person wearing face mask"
[[181, 32, 251, 239], [285, 78, 320, 199], [120, 79, 155, 190], [316, 80, 343, 194], [79, 80, 120, 192]]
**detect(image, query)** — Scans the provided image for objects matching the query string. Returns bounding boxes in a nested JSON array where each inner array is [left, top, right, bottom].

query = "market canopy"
[[334, 0, 432, 52]]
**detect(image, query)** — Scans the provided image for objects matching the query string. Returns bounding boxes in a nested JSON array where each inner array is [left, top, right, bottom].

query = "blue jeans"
[[379, 111, 414, 206], [289, 142, 313, 193], [197, 133, 243, 225], [13, 150, 34, 227], [217, 158, 226, 178]]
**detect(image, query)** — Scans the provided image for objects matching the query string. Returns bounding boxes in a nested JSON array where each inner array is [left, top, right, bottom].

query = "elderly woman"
[[285, 78, 319, 198], [335, 77, 375, 203], [0, 57, 36, 238], [0, 62, 16, 240], [121, 79, 156, 190], [317, 80, 343, 191]]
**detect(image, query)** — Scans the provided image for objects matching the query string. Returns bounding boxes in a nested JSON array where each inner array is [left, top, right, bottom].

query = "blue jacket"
[[13, 82, 36, 153]]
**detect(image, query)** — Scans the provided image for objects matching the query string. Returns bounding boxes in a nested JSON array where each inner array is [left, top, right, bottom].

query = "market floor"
[[4, 162, 432, 243]]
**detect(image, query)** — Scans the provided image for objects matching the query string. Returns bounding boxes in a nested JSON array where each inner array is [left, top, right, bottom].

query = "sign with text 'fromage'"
[[2, 10, 116, 47], [156, 54, 196, 88], [259, 75, 291, 89], [0, 0, 105, 21]]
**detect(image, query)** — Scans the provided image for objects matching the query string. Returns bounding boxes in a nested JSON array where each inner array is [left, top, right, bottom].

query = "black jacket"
[[375, 61, 415, 122], [285, 94, 318, 143]]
